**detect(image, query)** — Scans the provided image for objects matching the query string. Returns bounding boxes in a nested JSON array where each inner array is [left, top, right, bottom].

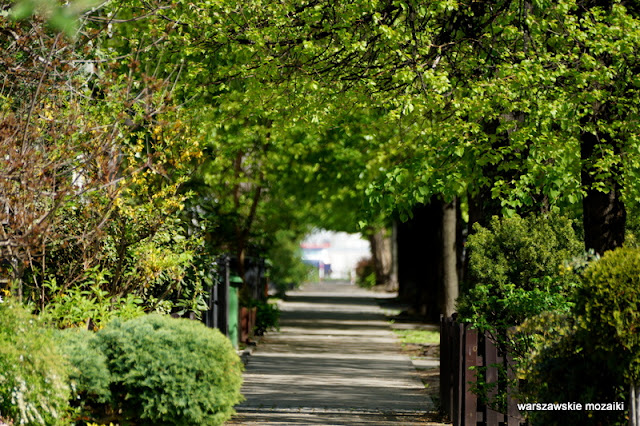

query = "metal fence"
[[202, 255, 266, 342], [440, 315, 527, 426], [202, 256, 230, 334]]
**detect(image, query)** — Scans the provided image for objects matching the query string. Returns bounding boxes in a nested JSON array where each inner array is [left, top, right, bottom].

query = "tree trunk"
[[396, 201, 442, 321], [387, 221, 399, 292], [580, 129, 626, 255], [442, 199, 459, 317], [368, 227, 392, 287]]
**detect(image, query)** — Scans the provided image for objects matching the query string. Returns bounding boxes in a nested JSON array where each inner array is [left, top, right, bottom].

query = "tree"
[[1, 3, 208, 318]]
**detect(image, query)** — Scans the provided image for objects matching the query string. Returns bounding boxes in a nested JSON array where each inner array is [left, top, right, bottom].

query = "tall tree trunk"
[[442, 199, 459, 317], [387, 221, 399, 292], [580, 129, 626, 255], [396, 201, 442, 321], [367, 227, 392, 287]]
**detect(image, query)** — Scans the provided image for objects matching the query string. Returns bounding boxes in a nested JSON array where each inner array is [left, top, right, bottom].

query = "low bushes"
[[1, 306, 243, 426], [93, 314, 244, 425], [0, 302, 71, 425], [522, 247, 640, 425], [456, 214, 638, 425], [456, 214, 583, 414], [54, 329, 112, 417], [355, 257, 376, 288], [249, 299, 280, 335]]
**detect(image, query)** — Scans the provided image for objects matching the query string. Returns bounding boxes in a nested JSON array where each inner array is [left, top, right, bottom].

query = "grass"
[[393, 329, 440, 345]]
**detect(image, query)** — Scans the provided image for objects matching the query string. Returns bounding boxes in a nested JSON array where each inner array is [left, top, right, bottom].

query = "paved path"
[[227, 281, 445, 425]]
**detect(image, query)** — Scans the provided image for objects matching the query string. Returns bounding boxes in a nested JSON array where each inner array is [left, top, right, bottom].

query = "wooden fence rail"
[[440, 315, 527, 426]]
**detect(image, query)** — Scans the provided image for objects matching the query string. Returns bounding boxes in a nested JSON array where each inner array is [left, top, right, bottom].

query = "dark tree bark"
[[396, 201, 443, 321], [580, 130, 626, 255]]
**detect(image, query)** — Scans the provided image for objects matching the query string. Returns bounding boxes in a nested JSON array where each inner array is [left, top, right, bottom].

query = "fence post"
[[440, 316, 450, 419], [453, 320, 463, 425], [506, 353, 523, 426], [464, 326, 478, 426], [216, 256, 230, 337], [203, 260, 218, 329], [484, 333, 500, 425]]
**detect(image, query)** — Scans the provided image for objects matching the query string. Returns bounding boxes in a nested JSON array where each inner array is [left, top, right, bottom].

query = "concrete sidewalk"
[[227, 281, 448, 425]]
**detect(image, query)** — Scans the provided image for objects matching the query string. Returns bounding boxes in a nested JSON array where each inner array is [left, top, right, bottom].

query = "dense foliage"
[[456, 214, 583, 413], [0, 301, 71, 425], [54, 329, 112, 417], [520, 247, 640, 425], [94, 314, 244, 425], [458, 214, 583, 339], [250, 299, 281, 335]]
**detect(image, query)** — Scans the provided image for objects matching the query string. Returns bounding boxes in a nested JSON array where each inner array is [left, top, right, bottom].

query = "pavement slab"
[[227, 281, 450, 425]]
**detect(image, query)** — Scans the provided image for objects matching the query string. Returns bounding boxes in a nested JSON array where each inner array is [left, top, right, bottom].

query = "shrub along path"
[[227, 281, 450, 425]]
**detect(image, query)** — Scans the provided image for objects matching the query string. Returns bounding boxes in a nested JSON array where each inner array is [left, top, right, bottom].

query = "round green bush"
[[458, 214, 583, 332], [520, 247, 640, 425], [0, 301, 71, 425], [456, 214, 583, 415], [54, 328, 112, 416], [579, 247, 640, 382], [95, 314, 244, 425]]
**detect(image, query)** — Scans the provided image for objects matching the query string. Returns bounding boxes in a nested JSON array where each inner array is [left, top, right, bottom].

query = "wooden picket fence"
[[440, 316, 527, 426]]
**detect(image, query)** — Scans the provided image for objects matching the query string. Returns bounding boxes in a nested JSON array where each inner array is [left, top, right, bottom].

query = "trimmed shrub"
[[456, 214, 583, 414], [0, 301, 70, 425], [95, 314, 243, 425], [457, 214, 583, 336], [520, 247, 640, 425], [578, 247, 640, 380], [520, 313, 626, 426], [54, 329, 112, 418]]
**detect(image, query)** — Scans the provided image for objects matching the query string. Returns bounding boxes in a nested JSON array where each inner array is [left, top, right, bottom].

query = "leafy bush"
[[457, 214, 583, 341], [519, 247, 640, 425], [456, 214, 583, 414], [0, 301, 70, 425], [250, 299, 280, 335], [355, 257, 376, 289], [54, 329, 112, 418], [41, 276, 146, 330], [94, 314, 244, 425], [520, 313, 626, 425], [578, 247, 640, 381]]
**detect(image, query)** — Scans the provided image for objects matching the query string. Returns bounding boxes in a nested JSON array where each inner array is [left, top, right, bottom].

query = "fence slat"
[[484, 334, 500, 425], [440, 316, 452, 419], [506, 353, 523, 426], [441, 317, 528, 426], [454, 321, 463, 426], [464, 327, 478, 426]]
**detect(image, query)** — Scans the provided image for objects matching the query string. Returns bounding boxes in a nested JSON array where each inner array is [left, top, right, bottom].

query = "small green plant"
[[94, 314, 244, 425], [249, 299, 280, 335], [355, 257, 376, 289], [41, 275, 145, 329], [0, 300, 71, 425]]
